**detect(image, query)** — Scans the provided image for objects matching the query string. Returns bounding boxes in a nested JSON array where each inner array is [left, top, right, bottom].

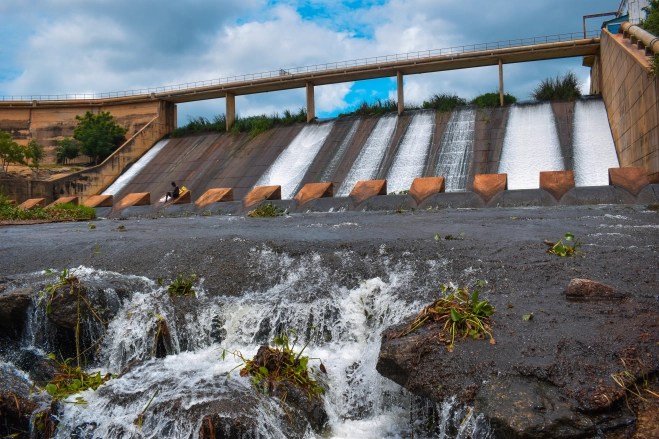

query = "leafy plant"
[[532, 72, 581, 101], [422, 93, 466, 112], [167, 273, 197, 297], [55, 137, 81, 165], [545, 232, 582, 257], [470, 92, 517, 108], [395, 283, 496, 352], [0, 131, 26, 174], [74, 111, 127, 164], [223, 331, 326, 398], [43, 353, 113, 404], [247, 202, 285, 218], [25, 139, 45, 169]]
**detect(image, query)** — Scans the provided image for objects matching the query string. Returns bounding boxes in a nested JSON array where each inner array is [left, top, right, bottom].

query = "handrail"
[[0, 29, 601, 102]]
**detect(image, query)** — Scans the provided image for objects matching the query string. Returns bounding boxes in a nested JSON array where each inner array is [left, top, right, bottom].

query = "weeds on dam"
[[394, 282, 495, 352], [545, 232, 582, 257], [247, 202, 285, 218], [164, 273, 197, 297], [0, 196, 96, 222], [532, 71, 581, 102]]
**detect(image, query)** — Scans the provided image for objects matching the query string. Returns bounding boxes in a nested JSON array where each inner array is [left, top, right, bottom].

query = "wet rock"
[[11, 348, 59, 386], [0, 287, 33, 338], [565, 278, 626, 301], [0, 363, 50, 439]]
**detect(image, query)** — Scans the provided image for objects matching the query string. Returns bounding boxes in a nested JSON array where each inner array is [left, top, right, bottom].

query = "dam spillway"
[[105, 98, 619, 203]]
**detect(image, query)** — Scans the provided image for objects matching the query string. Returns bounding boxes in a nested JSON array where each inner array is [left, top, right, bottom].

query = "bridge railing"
[[0, 30, 601, 102]]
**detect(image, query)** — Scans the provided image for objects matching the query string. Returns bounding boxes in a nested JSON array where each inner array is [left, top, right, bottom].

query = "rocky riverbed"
[[0, 204, 657, 438]]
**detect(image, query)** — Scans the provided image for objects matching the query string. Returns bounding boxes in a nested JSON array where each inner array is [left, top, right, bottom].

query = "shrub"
[[0, 201, 96, 221], [422, 94, 467, 112], [247, 202, 285, 218], [470, 92, 517, 108], [641, 0, 659, 36], [56, 138, 81, 165], [532, 72, 581, 102]]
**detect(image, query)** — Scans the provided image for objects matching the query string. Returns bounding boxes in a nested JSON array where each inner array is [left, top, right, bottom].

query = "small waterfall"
[[320, 119, 361, 182], [498, 103, 563, 190], [337, 115, 398, 196], [386, 111, 435, 193], [434, 108, 476, 192], [255, 122, 334, 199], [572, 100, 619, 186], [102, 139, 170, 195]]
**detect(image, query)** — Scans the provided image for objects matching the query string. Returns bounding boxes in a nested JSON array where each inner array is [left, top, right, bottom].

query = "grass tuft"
[[532, 72, 581, 102], [247, 203, 285, 218]]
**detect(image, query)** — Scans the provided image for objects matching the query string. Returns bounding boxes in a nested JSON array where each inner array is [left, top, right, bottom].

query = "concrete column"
[[226, 92, 236, 131], [397, 71, 404, 115], [306, 82, 315, 122], [498, 59, 504, 107]]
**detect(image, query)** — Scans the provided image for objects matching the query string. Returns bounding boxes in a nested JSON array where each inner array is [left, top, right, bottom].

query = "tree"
[[56, 137, 81, 165], [0, 131, 26, 174], [25, 139, 45, 170], [641, 0, 659, 36], [73, 111, 127, 164]]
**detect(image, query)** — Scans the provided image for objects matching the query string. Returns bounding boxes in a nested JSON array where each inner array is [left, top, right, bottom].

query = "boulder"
[[565, 278, 626, 301], [0, 363, 50, 439], [0, 287, 33, 338]]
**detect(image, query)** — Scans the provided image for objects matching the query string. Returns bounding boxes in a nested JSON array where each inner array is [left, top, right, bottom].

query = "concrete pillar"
[[397, 71, 404, 115], [498, 59, 504, 107], [306, 82, 315, 122], [226, 92, 236, 131]]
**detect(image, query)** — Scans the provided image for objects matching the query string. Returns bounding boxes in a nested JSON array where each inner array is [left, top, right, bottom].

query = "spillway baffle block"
[[243, 185, 281, 208], [294, 182, 334, 206], [48, 196, 79, 207], [409, 176, 445, 205], [115, 192, 151, 210], [349, 180, 387, 206], [83, 195, 114, 208], [608, 167, 649, 196], [540, 171, 575, 201], [173, 190, 192, 205], [473, 174, 507, 203], [18, 198, 47, 210], [195, 188, 234, 208]]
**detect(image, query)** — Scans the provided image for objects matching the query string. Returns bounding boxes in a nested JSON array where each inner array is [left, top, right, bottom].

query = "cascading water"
[[102, 140, 170, 196], [320, 120, 361, 183], [337, 115, 397, 196], [255, 122, 334, 199], [10, 250, 492, 439], [572, 99, 619, 186], [386, 111, 434, 193], [434, 108, 476, 192], [498, 103, 564, 190]]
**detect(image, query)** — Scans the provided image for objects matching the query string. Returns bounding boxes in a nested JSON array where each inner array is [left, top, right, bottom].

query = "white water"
[[337, 115, 398, 196], [498, 104, 564, 190], [255, 122, 334, 199], [102, 139, 170, 196], [386, 111, 435, 193], [434, 108, 476, 192], [572, 100, 619, 186], [20, 253, 490, 439], [320, 119, 361, 182]]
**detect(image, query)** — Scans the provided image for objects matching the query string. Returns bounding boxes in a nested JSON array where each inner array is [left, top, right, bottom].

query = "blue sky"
[[0, 1, 625, 125]]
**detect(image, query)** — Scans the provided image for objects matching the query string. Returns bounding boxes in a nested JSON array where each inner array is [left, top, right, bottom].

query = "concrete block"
[[48, 196, 79, 207], [608, 167, 650, 196], [499, 189, 557, 207], [294, 196, 351, 213], [294, 182, 333, 206], [17, 198, 46, 210], [540, 170, 575, 201], [195, 188, 234, 208], [349, 180, 387, 206], [243, 185, 281, 208], [115, 192, 151, 210], [473, 174, 507, 203], [355, 194, 415, 212], [83, 195, 113, 208], [417, 191, 485, 210], [173, 190, 191, 205], [409, 176, 445, 205]]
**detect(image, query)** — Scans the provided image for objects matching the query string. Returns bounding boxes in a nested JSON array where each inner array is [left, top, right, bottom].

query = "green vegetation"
[[43, 353, 113, 404], [470, 92, 517, 108], [422, 94, 466, 112], [0, 131, 26, 174], [532, 72, 581, 102], [544, 232, 582, 257], [25, 139, 45, 170], [339, 99, 400, 117], [167, 273, 197, 297], [171, 108, 307, 138], [223, 331, 326, 398], [56, 137, 81, 165], [74, 111, 127, 164], [0, 196, 96, 222], [395, 282, 495, 352], [641, 0, 659, 36], [247, 202, 285, 218]]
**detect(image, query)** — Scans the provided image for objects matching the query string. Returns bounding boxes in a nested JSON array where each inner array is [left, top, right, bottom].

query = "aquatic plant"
[[545, 232, 582, 257], [395, 283, 495, 352], [43, 354, 113, 404], [167, 273, 197, 297], [246, 202, 285, 218]]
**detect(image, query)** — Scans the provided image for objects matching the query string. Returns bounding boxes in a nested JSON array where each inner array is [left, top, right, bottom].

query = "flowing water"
[[434, 108, 476, 192], [337, 115, 398, 196], [320, 120, 361, 183], [255, 123, 334, 199], [386, 111, 435, 194], [102, 140, 171, 196], [572, 100, 619, 187], [498, 103, 564, 190], [7, 250, 492, 439]]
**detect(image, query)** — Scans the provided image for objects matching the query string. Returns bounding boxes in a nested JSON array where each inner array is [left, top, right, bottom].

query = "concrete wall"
[[596, 29, 659, 182]]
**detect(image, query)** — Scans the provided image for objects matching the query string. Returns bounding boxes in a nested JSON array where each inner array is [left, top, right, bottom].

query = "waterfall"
[[255, 122, 334, 199], [498, 103, 563, 190], [102, 139, 170, 196], [320, 119, 361, 182], [337, 115, 397, 196], [434, 108, 476, 192], [572, 100, 619, 186], [386, 111, 435, 193]]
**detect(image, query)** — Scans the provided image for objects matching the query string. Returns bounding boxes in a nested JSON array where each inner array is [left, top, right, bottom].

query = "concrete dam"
[[102, 98, 619, 206]]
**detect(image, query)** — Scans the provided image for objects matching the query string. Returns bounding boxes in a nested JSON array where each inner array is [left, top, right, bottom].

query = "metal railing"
[[0, 29, 601, 102]]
